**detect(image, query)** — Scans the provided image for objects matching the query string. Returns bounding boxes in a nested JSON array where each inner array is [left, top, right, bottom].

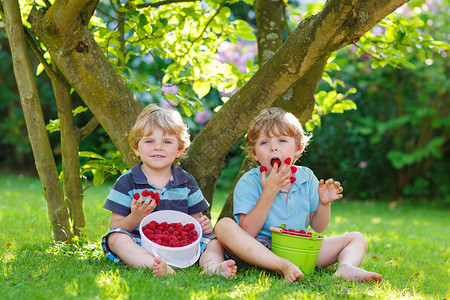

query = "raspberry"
[[149, 190, 155, 197], [290, 166, 297, 173], [290, 176, 296, 183], [154, 194, 160, 204], [284, 157, 291, 165], [260, 166, 267, 172], [141, 190, 149, 197], [270, 158, 281, 167], [133, 193, 140, 200], [143, 220, 199, 247]]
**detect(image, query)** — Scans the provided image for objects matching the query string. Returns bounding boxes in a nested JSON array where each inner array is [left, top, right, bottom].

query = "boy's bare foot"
[[152, 256, 176, 277], [201, 259, 237, 278], [334, 264, 382, 283], [278, 261, 304, 283]]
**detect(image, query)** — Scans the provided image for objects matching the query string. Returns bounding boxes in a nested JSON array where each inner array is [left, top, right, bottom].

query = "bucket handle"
[[150, 248, 159, 257]]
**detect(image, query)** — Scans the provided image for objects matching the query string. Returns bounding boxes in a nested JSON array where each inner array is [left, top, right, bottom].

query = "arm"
[[109, 194, 157, 231], [309, 178, 343, 233], [239, 163, 292, 237]]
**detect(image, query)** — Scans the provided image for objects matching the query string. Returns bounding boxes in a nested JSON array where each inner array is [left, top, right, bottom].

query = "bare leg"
[[317, 232, 382, 283], [199, 239, 237, 278], [215, 218, 303, 283], [107, 232, 175, 276]]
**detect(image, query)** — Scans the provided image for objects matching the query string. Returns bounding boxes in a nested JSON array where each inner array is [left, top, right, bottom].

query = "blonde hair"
[[245, 107, 311, 157], [129, 104, 190, 162]]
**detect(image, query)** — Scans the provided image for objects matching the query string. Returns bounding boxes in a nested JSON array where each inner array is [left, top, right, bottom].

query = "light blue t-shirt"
[[233, 166, 319, 239]]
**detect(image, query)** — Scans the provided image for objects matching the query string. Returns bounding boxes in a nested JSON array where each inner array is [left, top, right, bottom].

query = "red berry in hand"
[[290, 176, 296, 183], [133, 193, 140, 200], [260, 166, 267, 172], [290, 166, 297, 173], [154, 193, 160, 204], [284, 157, 291, 165], [141, 190, 149, 197]]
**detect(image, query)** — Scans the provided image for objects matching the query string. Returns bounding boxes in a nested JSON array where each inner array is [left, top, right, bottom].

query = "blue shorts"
[[101, 227, 216, 264]]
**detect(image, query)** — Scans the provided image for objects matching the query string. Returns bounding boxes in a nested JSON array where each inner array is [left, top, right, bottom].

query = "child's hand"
[[260, 162, 292, 193], [318, 178, 343, 205], [195, 215, 213, 234], [130, 194, 157, 220]]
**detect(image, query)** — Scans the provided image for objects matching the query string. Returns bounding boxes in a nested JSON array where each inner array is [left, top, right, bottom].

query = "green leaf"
[[36, 63, 45, 76], [79, 151, 106, 160], [92, 168, 105, 186], [234, 20, 256, 41], [430, 41, 450, 50], [193, 81, 211, 99], [385, 25, 397, 43], [73, 106, 88, 116]]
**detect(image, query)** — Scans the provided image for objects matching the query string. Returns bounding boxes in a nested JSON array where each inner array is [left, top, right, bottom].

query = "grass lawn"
[[0, 173, 449, 299]]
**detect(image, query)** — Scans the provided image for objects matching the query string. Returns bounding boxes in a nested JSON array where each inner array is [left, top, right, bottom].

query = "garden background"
[[0, 0, 449, 299]]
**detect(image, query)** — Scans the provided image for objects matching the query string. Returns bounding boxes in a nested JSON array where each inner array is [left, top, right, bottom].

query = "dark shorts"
[[101, 227, 216, 264], [223, 237, 272, 269]]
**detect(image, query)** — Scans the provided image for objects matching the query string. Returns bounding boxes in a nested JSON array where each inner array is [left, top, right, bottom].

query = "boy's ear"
[[176, 147, 185, 158], [133, 148, 140, 157], [294, 146, 303, 158], [250, 152, 259, 162]]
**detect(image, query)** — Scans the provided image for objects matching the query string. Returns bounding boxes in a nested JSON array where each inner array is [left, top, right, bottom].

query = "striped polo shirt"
[[103, 162, 209, 217]]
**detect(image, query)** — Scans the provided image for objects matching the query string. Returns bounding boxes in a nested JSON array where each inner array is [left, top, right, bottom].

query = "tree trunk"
[[52, 67, 86, 236], [3, 0, 73, 242]]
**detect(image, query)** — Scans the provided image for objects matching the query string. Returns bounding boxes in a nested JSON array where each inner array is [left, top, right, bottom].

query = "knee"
[[346, 231, 367, 251], [214, 217, 236, 237], [107, 232, 125, 250]]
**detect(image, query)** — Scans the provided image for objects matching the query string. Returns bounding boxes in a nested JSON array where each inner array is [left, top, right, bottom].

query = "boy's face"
[[251, 127, 302, 173], [134, 126, 183, 171]]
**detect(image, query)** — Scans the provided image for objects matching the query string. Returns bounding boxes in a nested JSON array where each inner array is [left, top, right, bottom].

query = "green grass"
[[1, 174, 449, 299]]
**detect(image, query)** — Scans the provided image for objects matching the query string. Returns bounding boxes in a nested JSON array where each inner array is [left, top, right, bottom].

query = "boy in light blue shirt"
[[215, 107, 382, 283]]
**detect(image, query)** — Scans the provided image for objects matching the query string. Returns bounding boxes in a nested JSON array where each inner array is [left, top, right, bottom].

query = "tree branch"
[[187, 0, 227, 53], [46, 0, 92, 36], [80, 117, 99, 140], [136, 0, 197, 9], [24, 29, 57, 80]]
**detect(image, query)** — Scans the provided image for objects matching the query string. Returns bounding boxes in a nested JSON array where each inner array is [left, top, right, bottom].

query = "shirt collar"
[[131, 162, 188, 188]]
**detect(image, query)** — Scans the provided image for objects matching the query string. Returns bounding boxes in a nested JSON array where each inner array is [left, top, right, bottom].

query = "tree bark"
[[52, 67, 86, 237], [3, 0, 73, 241], [28, 3, 142, 168]]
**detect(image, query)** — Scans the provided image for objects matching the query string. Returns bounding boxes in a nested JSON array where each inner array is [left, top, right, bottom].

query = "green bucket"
[[271, 231, 323, 275]]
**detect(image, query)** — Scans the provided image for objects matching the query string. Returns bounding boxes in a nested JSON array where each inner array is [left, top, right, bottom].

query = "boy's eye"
[[279, 139, 287, 143], [260, 141, 268, 145], [145, 140, 153, 144], [163, 140, 172, 144]]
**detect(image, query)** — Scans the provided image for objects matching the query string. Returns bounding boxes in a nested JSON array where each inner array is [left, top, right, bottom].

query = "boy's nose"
[[153, 141, 163, 150], [270, 144, 278, 152]]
